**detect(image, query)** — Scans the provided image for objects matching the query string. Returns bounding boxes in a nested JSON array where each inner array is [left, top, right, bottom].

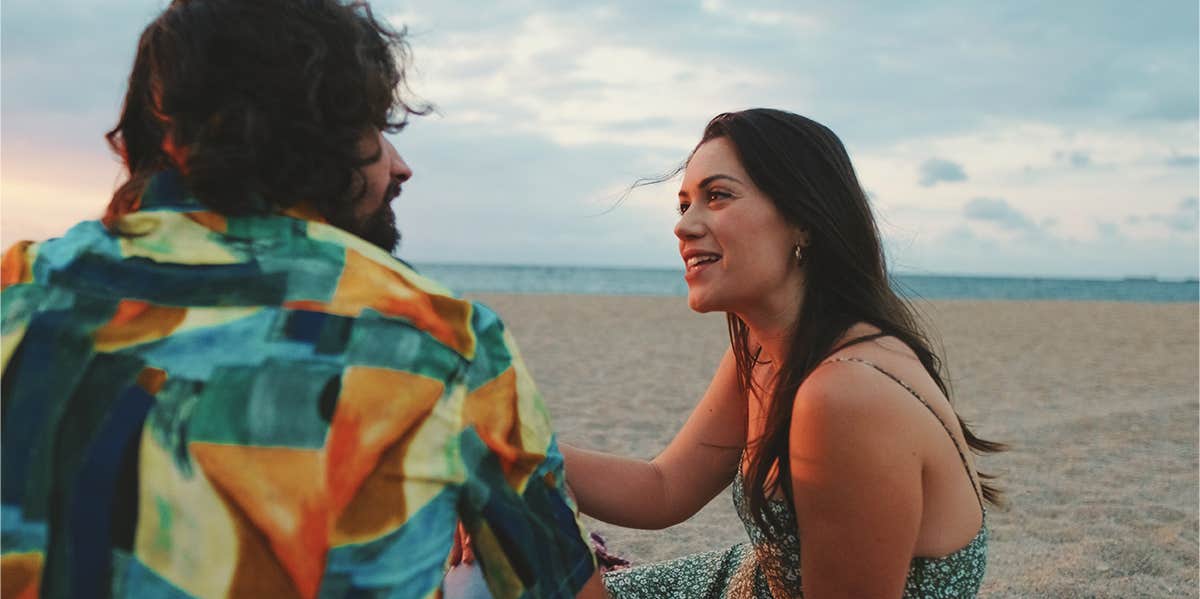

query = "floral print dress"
[[604, 358, 989, 599]]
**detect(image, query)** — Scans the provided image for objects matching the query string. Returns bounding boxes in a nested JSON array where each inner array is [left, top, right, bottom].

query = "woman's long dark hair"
[[104, 0, 428, 226], [699, 109, 1005, 540]]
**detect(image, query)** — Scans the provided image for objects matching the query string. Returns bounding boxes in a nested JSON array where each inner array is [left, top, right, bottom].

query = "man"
[[0, 1, 603, 597]]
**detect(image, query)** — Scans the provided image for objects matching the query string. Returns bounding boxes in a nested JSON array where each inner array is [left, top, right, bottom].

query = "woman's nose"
[[674, 208, 704, 240]]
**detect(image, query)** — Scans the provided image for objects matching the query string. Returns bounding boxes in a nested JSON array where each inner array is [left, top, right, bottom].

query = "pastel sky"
[[3, 1, 1198, 278]]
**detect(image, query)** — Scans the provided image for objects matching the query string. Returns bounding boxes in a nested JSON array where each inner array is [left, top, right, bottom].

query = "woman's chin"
[[686, 290, 719, 313]]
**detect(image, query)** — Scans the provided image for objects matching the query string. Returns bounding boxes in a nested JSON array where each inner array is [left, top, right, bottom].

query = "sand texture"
[[472, 294, 1199, 598]]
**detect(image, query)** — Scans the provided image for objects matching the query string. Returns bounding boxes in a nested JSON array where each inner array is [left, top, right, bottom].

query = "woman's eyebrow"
[[680, 173, 744, 199], [699, 174, 743, 187]]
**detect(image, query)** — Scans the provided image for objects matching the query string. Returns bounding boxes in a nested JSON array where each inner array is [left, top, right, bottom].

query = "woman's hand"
[[561, 348, 746, 529], [447, 522, 474, 566]]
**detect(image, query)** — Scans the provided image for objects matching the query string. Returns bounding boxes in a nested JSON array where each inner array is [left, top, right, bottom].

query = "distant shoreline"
[[410, 261, 1200, 284], [414, 263, 1200, 303]]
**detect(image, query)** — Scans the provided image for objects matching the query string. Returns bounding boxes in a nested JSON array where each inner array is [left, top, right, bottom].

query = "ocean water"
[[413, 263, 1200, 303]]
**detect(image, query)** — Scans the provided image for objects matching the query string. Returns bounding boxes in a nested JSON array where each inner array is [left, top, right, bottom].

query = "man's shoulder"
[[301, 222, 520, 360], [301, 222, 497, 361], [2, 220, 113, 288], [2, 239, 39, 290], [1, 214, 497, 358]]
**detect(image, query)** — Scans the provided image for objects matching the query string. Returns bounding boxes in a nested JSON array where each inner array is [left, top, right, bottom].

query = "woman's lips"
[[684, 255, 721, 280]]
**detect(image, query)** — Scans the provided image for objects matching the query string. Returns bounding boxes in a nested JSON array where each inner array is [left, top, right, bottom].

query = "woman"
[[562, 109, 1004, 598]]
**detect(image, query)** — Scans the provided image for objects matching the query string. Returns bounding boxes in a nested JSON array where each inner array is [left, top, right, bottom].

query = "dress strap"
[[821, 357, 984, 510]]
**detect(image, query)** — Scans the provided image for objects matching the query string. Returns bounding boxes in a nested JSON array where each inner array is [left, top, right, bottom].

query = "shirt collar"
[[137, 168, 201, 212], [136, 168, 329, 225]]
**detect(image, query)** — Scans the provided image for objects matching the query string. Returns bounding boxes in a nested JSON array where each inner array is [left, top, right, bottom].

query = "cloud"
[[699, 0, 823, 30], [1055, 150, 1092, 168], [2, 0, 1197, 279], [962, 197, 1037, 231], [1123, 196, 1199, 233], [389, 122, 684, 267], [1154, 196, 1199, 232], [1166, 154, 1200, 168], [401, 10, 776, 151], [895, 219, 1198, 279], [918, 158, 967, 187], [1133, 90, 1200, 122], [1153, 214, 1196, 232], [1095, 220, 1122, 238]]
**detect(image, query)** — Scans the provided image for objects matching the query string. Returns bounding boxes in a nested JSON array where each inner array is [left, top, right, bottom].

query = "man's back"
[[1, 170, 596, 597]]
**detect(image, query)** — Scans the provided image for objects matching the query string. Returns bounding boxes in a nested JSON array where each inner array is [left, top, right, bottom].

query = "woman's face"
[[675, 137, 803, 314]]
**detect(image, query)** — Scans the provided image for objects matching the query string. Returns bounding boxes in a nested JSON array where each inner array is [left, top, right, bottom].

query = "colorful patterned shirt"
[[0, 170, 595, 598]]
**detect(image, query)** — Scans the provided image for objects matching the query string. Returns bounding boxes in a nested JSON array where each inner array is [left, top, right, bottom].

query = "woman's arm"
[[787, 363, 924, 598], [562, 348, 746, 529]]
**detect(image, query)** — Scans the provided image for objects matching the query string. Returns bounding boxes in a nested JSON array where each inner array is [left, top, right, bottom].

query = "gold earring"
[[794, 244, 803, 265]]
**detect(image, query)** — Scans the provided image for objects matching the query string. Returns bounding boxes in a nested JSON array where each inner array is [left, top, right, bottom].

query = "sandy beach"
[[472, 294, 1199, 598]]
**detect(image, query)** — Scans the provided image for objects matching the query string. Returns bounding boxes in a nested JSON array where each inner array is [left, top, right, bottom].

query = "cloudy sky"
[[3, 1, 1197, 279]]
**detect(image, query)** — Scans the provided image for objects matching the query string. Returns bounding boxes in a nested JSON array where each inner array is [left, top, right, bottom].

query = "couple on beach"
[[0, 0, 1002, 597]]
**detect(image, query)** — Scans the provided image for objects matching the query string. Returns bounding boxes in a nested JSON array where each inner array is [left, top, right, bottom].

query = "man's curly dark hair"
[[104, 0, 428, 226]]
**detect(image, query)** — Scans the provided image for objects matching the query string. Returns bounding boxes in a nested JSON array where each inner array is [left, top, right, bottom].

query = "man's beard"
[[357, 202, 400, 253], [326, 184, 401, 254]]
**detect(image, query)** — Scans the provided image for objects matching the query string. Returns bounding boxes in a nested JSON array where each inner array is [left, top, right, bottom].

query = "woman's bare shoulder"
[[792, 360, 917, 430]]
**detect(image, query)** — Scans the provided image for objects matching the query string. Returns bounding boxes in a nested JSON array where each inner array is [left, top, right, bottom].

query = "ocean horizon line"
[[409, 260, 1200, 285], [409, 262, 1199, 303]]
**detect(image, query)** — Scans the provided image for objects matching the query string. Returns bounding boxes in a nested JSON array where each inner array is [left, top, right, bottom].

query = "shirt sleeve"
[[2, 241, 40, 373], [457, 302, 596, 599]]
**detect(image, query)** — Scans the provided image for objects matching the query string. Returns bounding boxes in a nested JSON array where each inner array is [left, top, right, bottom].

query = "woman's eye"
[[707, 190, 731, 202], [677, 202, 690, 215]]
